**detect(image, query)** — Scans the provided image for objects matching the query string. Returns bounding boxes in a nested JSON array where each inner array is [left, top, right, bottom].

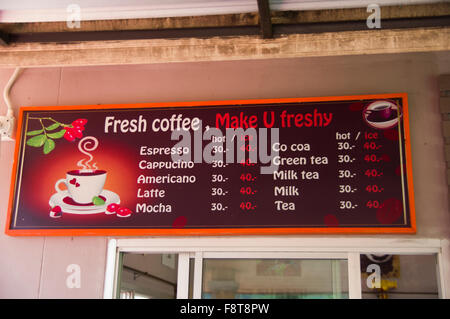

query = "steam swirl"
[[77, 136, 99, 171]]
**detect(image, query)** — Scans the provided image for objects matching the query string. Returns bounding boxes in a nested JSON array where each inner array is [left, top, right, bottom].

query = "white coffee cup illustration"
[[55, 169, 107, 204]]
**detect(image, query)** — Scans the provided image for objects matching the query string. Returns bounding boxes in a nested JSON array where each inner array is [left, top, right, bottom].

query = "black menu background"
[[8, 96, 414, 233]]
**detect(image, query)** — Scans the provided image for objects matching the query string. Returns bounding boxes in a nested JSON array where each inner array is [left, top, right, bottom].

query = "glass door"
[[191, 252, 349, 299], [116, 252, 180, 299]]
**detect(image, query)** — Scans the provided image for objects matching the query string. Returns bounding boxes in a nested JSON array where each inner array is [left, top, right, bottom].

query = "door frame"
[[103, 237, 447, 299]]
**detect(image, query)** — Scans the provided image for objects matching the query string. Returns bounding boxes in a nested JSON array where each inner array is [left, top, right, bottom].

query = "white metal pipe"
[[3, 67, 22, 118]]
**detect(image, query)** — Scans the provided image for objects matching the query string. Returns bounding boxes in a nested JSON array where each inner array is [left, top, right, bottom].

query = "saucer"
[[49, 189, 120, 215]]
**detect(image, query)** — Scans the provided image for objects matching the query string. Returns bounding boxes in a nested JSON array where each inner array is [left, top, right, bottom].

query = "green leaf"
[[26, 134, 46, 147], [47, 129, 66, 139], [46, 123, 60, 131], [26, 129, 44, 136], [92, 196, 105, 206], [43, 138, 55, 154]]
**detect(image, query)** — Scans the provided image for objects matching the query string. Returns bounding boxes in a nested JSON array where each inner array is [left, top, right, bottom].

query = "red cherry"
[[72, 119, 88, 127], [50, 205, 62, 218], [73, 125, 85, 131], [63, 129, 75, 141], [107, 203, 120, 213], [117, 207, 132, 217], [72, 127, 83, 138], [51, 206, 62, 213]]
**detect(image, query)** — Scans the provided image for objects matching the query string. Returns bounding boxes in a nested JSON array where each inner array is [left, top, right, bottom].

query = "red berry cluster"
[[107, 203, 132, 218], [64, 119, 88, 142]]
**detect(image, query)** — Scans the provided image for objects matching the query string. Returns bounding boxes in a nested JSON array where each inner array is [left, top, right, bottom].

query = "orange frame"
[[5, 93, 416, 236]]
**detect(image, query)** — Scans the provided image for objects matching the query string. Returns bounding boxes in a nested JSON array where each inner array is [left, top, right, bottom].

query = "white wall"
[[0, 51, 449, 298]]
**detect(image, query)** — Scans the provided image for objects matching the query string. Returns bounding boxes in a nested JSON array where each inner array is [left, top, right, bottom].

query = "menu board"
[[6, 94, 416, 236]]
